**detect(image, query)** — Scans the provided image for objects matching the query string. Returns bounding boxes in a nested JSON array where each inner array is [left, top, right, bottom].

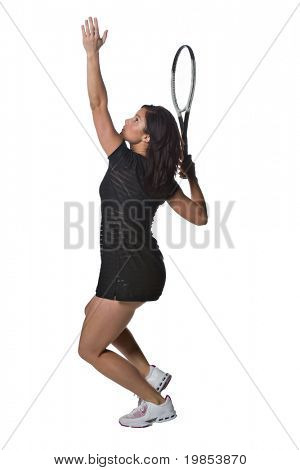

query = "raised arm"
[[81, 17, 123, 156]]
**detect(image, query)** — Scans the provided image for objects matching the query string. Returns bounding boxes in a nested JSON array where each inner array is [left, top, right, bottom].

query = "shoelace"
[[130, 400, 146, 414]]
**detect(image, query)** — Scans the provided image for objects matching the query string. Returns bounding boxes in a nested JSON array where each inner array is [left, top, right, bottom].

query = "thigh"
[[84, 295, 144, 316], [79, 297, 144, 357], [84, 295, 98, 316]]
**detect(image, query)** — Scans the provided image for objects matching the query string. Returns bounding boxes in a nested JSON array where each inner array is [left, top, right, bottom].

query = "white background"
[[1, 0, 300, 468]]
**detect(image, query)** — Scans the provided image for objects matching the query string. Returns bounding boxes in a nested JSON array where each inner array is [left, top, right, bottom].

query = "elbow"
[[90, 101, 100, 110], [195, 216, 208, 226], [195, 205, 208, 226], [90, 100, 107, 111]]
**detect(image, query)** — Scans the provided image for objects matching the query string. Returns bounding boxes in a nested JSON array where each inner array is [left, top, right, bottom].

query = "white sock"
[[145, 365, 154, 380]]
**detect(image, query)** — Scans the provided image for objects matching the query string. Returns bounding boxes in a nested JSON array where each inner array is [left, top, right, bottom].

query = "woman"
[[78, 17, 208, 428]]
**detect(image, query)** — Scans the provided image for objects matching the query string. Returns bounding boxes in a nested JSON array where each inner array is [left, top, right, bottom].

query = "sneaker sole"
[[154, 412, 177, 424], [119, 412, 177, 428]]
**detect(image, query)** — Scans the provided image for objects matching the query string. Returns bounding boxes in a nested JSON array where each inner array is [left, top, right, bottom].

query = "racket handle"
[[179, 153, 194, 179]]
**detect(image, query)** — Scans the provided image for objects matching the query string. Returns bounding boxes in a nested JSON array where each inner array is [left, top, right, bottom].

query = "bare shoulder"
[[91, 103, 124, 157]]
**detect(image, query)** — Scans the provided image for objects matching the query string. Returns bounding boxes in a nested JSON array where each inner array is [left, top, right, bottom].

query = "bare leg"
[[112, 328, 151, 378], [84, 298, 151, 378], [79, 296, 165, 405]]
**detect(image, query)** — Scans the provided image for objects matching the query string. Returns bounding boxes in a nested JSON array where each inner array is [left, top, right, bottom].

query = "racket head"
[[171, 44, 196, 116]]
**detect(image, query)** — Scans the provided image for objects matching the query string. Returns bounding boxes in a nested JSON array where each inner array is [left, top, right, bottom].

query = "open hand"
[[81, 17, 108, 55]]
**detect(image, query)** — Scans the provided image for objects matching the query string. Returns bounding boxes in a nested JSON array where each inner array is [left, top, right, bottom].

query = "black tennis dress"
[[95, 139, 179, 302]]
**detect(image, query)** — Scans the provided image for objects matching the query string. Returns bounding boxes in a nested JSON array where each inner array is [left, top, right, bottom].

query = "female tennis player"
[[78, 17, 208, 428]]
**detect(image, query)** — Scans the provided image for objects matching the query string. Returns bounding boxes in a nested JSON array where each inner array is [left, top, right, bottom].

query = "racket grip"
[[180, 153, 194, 179]]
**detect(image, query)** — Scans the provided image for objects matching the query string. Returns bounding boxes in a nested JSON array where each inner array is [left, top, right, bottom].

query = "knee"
[[78, 345, 89, 361], [78, 342, 95, 362], [84, 297, 96, 316], [78, 341, 105, 362]]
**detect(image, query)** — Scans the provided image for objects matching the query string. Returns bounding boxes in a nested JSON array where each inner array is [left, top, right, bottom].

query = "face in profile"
[[121, 107, 150, 145]]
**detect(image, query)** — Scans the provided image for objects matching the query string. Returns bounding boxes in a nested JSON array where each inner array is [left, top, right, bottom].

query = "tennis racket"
[[171, 44, 196, 179]]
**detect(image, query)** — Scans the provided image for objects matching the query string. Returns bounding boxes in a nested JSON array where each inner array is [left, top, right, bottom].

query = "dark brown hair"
[[140, 104, 184, 201]]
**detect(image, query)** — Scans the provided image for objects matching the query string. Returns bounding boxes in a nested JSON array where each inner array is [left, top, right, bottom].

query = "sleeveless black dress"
[[95, 139, 179, 301]]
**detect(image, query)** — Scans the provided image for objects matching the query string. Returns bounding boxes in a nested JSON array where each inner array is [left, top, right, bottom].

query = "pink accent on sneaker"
[[127, 402, 148, 418]]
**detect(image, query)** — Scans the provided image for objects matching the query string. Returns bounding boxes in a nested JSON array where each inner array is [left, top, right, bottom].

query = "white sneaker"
[[134, 365, 172, 406], [119, 395, 177, 428]]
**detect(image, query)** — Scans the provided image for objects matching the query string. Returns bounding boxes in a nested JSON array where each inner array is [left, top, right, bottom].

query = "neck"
[[131, 144, 148, 159]]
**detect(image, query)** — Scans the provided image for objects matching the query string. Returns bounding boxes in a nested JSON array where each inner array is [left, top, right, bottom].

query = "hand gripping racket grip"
[[180, 153, 194, 179]]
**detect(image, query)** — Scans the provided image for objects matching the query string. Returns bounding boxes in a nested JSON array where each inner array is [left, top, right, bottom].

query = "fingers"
[[81, 17, 108, 46], [85, 19, 91, 35], [83, 17, 96, 36], [103, 29, 108, 43], [94, 17, 99, 37], [88, 17, 95, 35]]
